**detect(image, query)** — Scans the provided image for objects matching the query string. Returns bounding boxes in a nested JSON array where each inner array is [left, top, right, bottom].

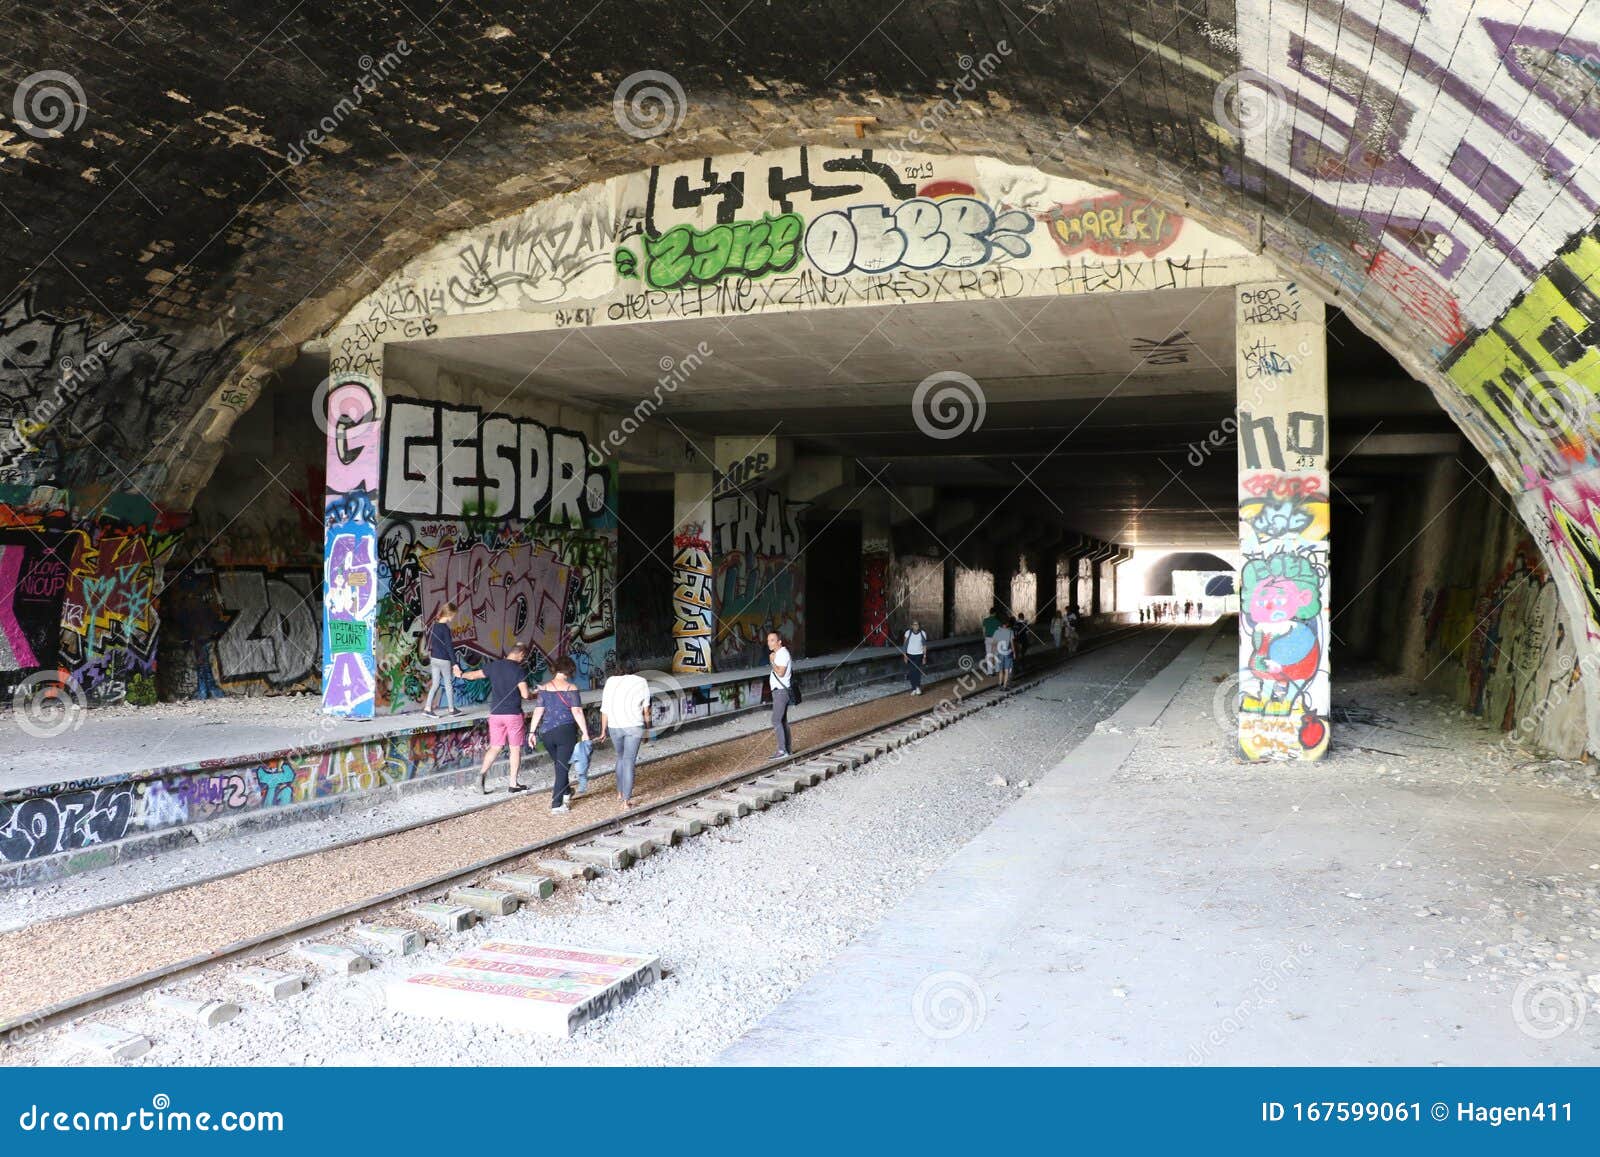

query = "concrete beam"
[[1331, 432, 1461, 458], [787, 453, 851, 504]]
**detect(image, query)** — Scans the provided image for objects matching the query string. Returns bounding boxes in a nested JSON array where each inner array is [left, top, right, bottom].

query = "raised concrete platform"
[[0, 633, 998, 887], [387, 939, 661, 1037], [717, 623, 1600, 1066], [718, 624, 1220, 1064]]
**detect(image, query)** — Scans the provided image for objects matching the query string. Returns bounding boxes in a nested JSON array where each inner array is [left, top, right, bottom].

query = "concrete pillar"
[[1090, 545, 1106, 615], [1396, 455, 1464, 680], [670, 473, 715, 676], [861, 499, 892, 646], [1341, 494, 1391, 658], [942, 557, 957, 637], [1236, 281, 1329, 761], [320, 346, 383, 718], [1029, 549, 1052, 621]]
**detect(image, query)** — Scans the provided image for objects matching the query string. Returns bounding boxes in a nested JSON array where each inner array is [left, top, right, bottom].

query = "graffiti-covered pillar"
[[670, 472, 715, 676], [1236, 281, 1330, 761], [321, 344, 383, 718], [862, 499, 892, 646]]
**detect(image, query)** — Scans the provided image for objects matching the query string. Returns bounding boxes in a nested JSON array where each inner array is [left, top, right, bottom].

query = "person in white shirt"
[[598, 659, 652, 807], [767, 630, 794, 759], [992, 620, 1016, 688], [1050, 611, 1064, 650], [903, 619, 929, 694]]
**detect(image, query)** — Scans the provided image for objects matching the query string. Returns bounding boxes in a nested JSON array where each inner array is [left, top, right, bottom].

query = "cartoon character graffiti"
[[1240, 552, 1327, 751]]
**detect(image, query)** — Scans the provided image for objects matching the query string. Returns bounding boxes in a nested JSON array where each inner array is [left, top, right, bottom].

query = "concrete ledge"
[[0, 637, 997, 889]]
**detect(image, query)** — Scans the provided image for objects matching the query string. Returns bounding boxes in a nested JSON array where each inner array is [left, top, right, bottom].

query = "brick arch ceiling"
[[3, 4, 1598, 694]]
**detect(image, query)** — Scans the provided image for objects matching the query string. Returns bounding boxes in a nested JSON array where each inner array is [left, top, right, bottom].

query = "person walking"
[[992, 616, 1016, 688], [422, 603, 459, 716], [903, 619, 929, 694], [456, 643, 531, 794], [1050, 610, 1064, 650], [598, 659, 652, 809], [767, 630, 794, 759], [982, 606, 1002, 671], [529, 656, 590, 814]]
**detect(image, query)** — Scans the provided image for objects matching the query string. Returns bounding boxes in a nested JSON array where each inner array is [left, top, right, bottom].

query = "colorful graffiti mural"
[[1236, 283, 1330, 761], [670, 524, 714, 675], [862, 549, 890, 646], [322, 374, 382, 717], [370, 396, 618, 712], [1041, 194, 1182, 258], [712, 489, 803, 667], [1443, 226, 1600, 488], [348, 148, 1263, 335], [0, 722, 489, 865], [1233, 2, 1600, 344], [0, 491, 184, 705]]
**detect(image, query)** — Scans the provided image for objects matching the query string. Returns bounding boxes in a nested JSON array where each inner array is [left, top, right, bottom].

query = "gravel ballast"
[[3, 628, 1195, 1066]]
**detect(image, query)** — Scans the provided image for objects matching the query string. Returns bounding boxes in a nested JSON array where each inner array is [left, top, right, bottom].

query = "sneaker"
[[769, 751, 790, 760], [551, 802, 570, 815]]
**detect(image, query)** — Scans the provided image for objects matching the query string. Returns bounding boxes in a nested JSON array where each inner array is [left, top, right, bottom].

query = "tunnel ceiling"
[[1, 0, 1592, 509], [399, 289, 1440, 550]]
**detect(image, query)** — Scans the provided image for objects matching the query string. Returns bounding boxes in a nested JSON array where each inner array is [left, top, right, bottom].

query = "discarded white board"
[[386, 939, 661, 1038]]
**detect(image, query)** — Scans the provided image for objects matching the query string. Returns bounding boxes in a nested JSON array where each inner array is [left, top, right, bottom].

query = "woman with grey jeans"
[[767, 629, 793, 758], [599, 659, 652, 808], [423, 603, 459, 716]]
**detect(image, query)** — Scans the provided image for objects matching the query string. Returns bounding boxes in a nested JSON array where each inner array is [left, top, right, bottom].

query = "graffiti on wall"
[[616, 151, 1035, 286], [1443, 226, 1600, 487], [1232, 2, 1600, 349], [862, 549, 890, 646], [0, 291, 218, 493], [1423, 546, 1580, 752], [1041, 195, 1181, 259], [712, 489, 803, 666], [0, 722, 490, 864], [350, 148, 1260, 336], [0, 529, 68, 680], [59, 527, 177, 705], [670, 524, 714, 675], [322, 375, 381, 716], [1236, 283, 1330, 761], [372, 396, 618, 711], [0, 495, 184, 704], [214, 568, 320, 689]]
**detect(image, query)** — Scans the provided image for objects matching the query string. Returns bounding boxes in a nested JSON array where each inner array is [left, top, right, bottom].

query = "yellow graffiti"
[[1446, 232, 1600, 481]]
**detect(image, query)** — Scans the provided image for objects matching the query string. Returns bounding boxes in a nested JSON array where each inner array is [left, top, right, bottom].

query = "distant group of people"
[[1140, 600, 1206, 623]]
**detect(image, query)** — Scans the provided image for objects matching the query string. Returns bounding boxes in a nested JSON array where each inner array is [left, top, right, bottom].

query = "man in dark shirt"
[[459, 643, 532, 793], [422, 602, 459, 716]]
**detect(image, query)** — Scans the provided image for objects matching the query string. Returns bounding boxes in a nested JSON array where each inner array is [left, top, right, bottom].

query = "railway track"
[[2, 624, 1152, 1042]]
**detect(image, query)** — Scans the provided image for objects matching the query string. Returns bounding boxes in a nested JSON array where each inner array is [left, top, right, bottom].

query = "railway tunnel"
[[2, 1, 1600, 1067]]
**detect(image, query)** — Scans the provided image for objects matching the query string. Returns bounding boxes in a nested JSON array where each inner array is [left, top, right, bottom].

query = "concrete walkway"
[[719, 626, 1600, 1065]]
